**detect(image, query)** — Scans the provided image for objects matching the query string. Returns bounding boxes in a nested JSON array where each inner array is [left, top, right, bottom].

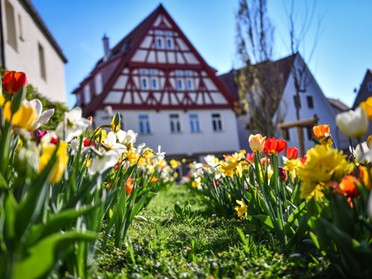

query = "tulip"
[[286, 146, 299, 159], [359, 97, 372, 120], [263, 138, 287, 155], [336, 107, 368, 139], [3, 71, 28, 94], [248, 134, 266, 152], [312, 124, 330, 139]]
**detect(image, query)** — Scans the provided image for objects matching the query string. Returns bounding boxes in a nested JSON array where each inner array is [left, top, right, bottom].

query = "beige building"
[[0, 0, 67, 103]]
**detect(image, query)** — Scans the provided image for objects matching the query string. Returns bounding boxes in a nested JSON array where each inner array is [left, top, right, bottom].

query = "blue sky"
[[32, 0, 372, 109]]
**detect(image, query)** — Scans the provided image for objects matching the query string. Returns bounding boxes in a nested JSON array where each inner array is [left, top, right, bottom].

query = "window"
[[141, 78, 148, 89], [189, 114, 200, 132], [139, 115, 151, 134], [18, 14, 24, 40], [38, 43, 46, 80], [84, 84, 91, 104], [5, 1, 17, 49], [177, 79, 183, 90], [186, 79, 193, 90], [212, 113, 222, 132], [166, 38, 173, 49], [293, 95, 301, 108], [95, 74, 103, 95], [156, 38, 163, 48], [306, 96, 314, 109], [170, 114, 181, 133], [151, 78, 158, 89], [368, 82, 372, 92]]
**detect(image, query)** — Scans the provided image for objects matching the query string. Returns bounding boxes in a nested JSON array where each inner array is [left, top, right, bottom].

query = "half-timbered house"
[[72, 4, 240, 160]]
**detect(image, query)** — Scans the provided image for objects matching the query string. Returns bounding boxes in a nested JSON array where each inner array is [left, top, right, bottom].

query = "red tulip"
[[263, 138, 287, 155], [3, 71, 28, 94], [286, 146, 299, 159]]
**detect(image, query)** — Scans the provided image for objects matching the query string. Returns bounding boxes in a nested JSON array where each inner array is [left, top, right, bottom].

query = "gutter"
[[0, 0, 6, 68]]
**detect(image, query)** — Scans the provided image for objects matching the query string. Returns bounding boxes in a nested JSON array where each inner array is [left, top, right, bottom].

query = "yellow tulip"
[[248, 134, 266, 152]]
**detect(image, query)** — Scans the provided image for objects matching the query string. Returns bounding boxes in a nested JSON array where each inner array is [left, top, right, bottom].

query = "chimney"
[[102, 34, 110, 60]]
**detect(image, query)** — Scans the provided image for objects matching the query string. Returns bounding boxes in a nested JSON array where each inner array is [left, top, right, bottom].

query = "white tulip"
[[336, 107, 368, 139]]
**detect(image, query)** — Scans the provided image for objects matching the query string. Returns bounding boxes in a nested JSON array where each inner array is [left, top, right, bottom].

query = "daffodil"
[[235, 199, 248, 218], [88, 149, 121, 175], [39, 141, 69, 183], [116, 129, 137, 147], [4, 101, 38, 130], [297, 144, 354, 201], [56, 107, 91, 142], [23, 98, 54, 129]]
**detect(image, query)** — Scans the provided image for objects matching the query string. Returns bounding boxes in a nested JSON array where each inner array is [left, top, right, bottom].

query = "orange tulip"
[[3, 71, 28, 94], [125, 177, 134, 195], [312, 124, 330, 139], [339, 175, 359, 198]]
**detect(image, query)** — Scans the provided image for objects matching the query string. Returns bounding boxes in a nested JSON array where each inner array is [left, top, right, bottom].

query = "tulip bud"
[[3, 71, 28, 94], [248, 134, 266, 153]]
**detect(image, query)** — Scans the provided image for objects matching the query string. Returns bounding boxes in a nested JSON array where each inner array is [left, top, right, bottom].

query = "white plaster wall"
[[277, 56, 340, 151], [94, 109, 240, 156], [2, 0, 66, 103]]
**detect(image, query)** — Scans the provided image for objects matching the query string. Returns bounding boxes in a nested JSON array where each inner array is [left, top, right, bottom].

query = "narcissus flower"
[[55, 107, 91, 142], [249, 134, 266, 152], [3, 71, 28, 94], [297, 144, 354, 201], [235, 199, 248, 218], [359, 97, 372, 120], [336, 107, 368, 139], [263, 138, 287, 155], [39, 141, 69, 183], [89, 150, 121, 175], [4, 101, 38, 130], [23, 98, 54, 129]]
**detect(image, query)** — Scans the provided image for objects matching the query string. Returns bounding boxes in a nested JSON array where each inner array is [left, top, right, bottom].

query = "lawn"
[[97, 184, 337, 278]]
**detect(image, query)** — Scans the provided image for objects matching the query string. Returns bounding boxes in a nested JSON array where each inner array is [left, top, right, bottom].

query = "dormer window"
[[166, 38, 173, 49]]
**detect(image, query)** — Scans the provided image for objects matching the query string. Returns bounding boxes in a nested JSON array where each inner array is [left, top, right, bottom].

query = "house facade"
[[73, 4, 240, 160], [0, 0, 67, 103], [352, 69, 372, 141], [220, 53, 349, 153]]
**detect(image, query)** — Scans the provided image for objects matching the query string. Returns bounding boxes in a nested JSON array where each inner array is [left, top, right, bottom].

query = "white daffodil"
[[116, 129, 137, 146], [88, 149, 121, 175], [24, 98, 55, 129], [56, 107, 91, 142], [353, 141, 372, 163], [336, 107, 368, 139], [151, 145, 166, 165], [102, 131, 127, 153]]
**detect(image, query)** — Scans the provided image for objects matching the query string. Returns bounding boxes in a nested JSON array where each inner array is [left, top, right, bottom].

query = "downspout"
[[0, 0, 6, 68]]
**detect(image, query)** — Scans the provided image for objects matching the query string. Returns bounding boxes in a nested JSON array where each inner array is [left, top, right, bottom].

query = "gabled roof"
[[352, 69, 372, 109], [219, 53, 296, 101], [75, 4, 235, 113], [20, 0, 67, 63], [328, 98, 350, 113]]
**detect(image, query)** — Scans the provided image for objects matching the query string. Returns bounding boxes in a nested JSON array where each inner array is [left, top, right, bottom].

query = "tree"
[[235, 0, 285, 137]]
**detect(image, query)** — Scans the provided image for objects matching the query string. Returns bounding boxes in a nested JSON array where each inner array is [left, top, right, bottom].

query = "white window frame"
[[212, 113, 223, 132], [139, 114, 151, 134], [170, 114, 181, 133], [189, 114, 200, 133]]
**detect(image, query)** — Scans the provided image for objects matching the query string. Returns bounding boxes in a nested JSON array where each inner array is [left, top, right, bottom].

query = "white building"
[[73, 4, 240, 161], [220, 53, 350, 154], [0, 0, 67, 103]]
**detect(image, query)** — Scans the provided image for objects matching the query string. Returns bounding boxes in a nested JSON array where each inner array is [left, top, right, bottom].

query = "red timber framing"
[[73, 4, 235, 116]]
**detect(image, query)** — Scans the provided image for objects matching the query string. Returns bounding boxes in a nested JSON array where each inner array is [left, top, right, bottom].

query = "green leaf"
[[4, 193, 17, 247], [27, 206, 95, 246], [253, 214, 274, 230], [0, 172, 7, 190], [13, 231, 97, 279]]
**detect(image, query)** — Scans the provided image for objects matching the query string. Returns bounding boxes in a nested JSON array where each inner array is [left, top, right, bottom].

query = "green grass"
[[96, 185, 337, 278]]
